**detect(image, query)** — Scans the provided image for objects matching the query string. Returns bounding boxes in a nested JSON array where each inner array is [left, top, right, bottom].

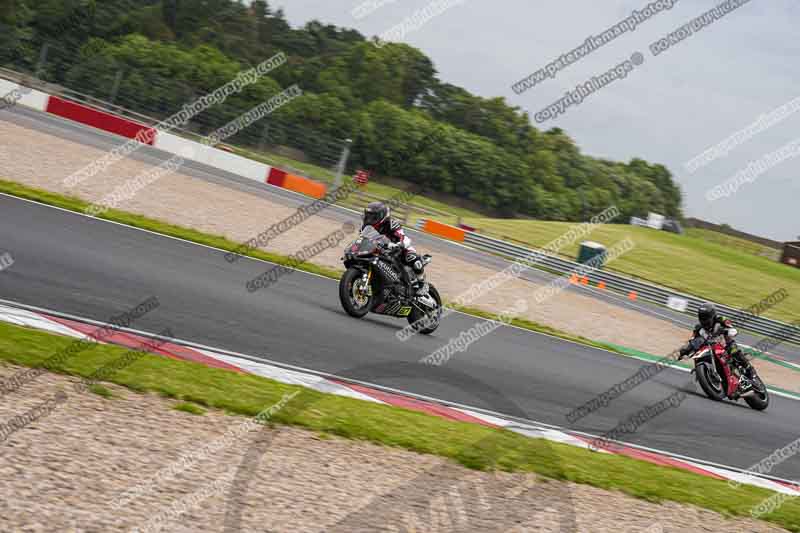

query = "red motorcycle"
[[680, 331, 769, 411]]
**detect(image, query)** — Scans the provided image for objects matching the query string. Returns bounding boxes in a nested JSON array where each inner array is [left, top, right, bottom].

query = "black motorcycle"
[[339, 226, 442, 334]]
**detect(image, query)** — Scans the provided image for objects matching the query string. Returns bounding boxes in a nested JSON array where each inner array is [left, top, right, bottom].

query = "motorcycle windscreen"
[[361, 226, 381, 239], [352, 226, 387, 255]]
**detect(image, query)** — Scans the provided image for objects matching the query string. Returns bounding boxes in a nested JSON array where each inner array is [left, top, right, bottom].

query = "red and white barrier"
[[153, 131, 269, 182], [2, 78, 330, 199], [148, 130, 189, 155], [0, 79, 50, 112], [46, 95, 156, 144]]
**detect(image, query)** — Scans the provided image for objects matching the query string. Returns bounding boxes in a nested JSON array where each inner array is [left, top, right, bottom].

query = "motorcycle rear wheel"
[[339, 267, 371, 318]]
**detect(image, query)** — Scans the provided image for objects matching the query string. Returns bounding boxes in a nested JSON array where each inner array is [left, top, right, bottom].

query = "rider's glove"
[[384, 242, 400, 251]]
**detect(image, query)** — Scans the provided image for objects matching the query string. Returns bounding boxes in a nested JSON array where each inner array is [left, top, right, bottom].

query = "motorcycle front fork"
[[358, 270, 373, 297]]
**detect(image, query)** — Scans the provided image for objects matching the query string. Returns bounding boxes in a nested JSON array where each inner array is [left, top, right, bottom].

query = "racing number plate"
[[397, 306, 412, 317]]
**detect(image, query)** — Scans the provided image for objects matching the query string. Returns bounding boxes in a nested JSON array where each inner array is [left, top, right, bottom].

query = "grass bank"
[[459, 217, 798, 323], [0, 320, 797, 531]]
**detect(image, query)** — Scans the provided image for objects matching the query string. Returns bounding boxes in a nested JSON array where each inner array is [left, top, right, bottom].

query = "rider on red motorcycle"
[[680, 302, 756, 387]]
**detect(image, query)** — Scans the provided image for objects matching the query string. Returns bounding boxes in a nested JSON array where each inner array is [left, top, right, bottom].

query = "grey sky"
[[274, 0, 799, 241]]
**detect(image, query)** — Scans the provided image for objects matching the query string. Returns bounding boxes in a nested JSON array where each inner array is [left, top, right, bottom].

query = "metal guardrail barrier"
[[347, 189, 454, 225], [416, 219, 800, 346]]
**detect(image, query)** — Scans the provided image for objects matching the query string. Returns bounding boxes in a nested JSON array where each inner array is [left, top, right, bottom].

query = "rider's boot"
[[407, 253, 428, 297], [732, 348, 756, 392], [733, 348, 755, 378]]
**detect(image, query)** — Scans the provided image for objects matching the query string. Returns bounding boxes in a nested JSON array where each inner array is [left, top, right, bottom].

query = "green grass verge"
[[173, 402, 206, 415], [0, 320, 798, 531], [88, 383, 114, 398], [459, 218, 799, 323], [686, 228, 781, 260]]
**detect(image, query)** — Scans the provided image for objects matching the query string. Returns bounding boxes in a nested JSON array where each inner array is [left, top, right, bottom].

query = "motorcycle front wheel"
[[408, 285, 442, 335], [339, 267, 371, 318], [744, 376, 770, 411], [695, 362, 726, 401]]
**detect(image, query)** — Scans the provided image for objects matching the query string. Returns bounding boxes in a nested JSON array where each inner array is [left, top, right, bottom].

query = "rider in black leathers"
[[362, 202, 427, 295], [680, 302, 756, 389]]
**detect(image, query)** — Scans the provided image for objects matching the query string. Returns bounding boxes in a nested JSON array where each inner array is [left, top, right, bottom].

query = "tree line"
[[0, 0, 683, 220]]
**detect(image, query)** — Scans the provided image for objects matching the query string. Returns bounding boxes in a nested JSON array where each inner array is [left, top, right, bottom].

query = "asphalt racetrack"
[[1, 193, 799, 482]]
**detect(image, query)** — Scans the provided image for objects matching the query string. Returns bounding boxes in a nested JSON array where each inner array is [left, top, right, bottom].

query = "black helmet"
[[698, 302, 716, 330], [363, 201, 389, 228]]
